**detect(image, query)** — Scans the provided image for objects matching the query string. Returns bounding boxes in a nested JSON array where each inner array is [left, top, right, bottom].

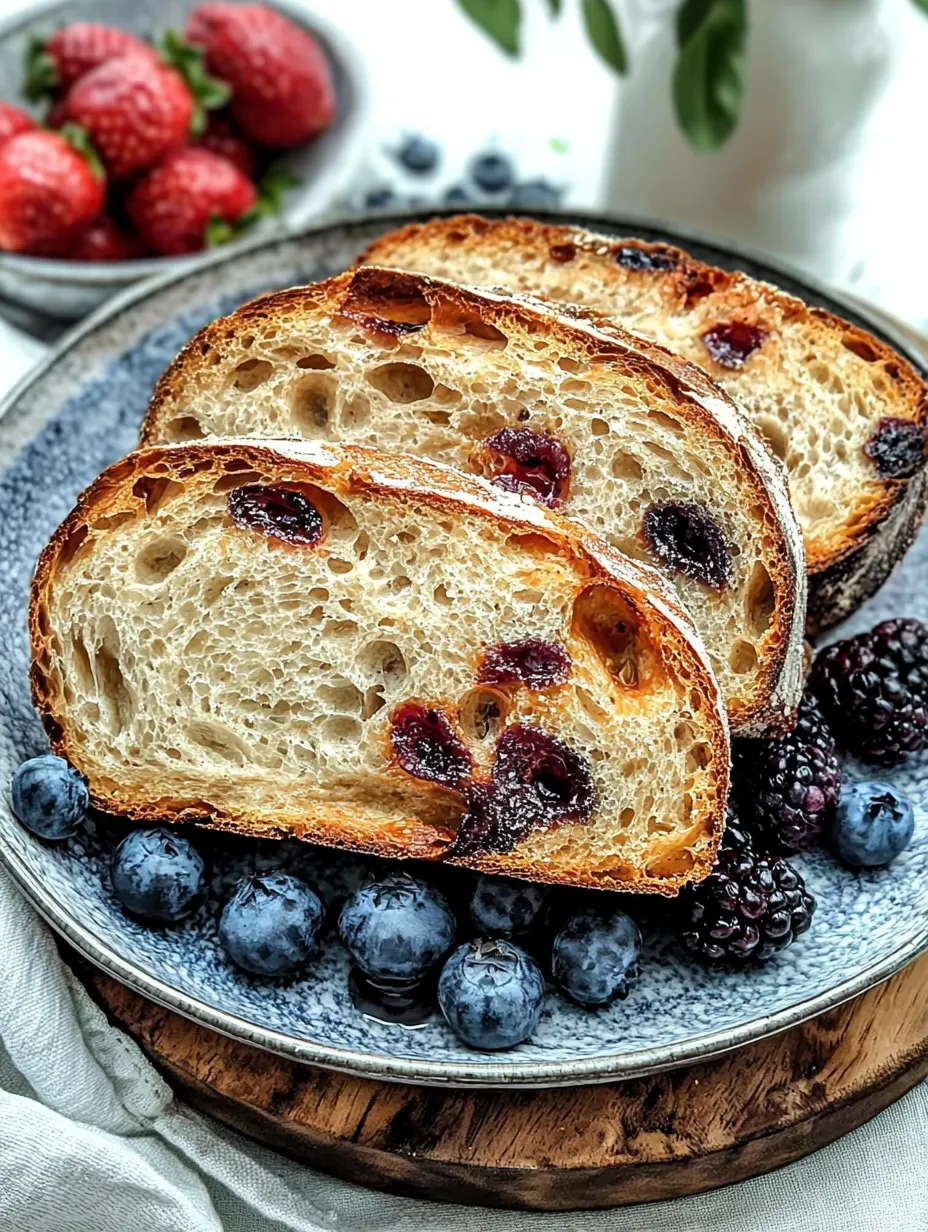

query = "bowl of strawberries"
[[0, 0, 367, 320]]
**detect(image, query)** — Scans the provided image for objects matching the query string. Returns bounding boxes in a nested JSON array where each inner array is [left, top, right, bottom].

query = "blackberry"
[[734, 703, 842, 854], [677, 814, 815, 965], [792, 691, 836, 756], [809, 618, 928, 766]]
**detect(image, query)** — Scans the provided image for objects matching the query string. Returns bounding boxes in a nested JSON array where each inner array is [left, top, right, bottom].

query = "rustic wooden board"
[[81, 951, 928, 1211]]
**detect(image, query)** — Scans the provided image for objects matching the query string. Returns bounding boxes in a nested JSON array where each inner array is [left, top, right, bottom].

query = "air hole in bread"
[[549, 242, 576, 263], [187, 721, 252, 764], [319, 715, 362, 750], [317, 678, 364, 714], [756, 415, 789, 462], [340, 272, 432, 334], [363, 684, 387, 719], [575, 686, 609, 725], [135, 536, 187, 585], [458, 686, 509, 743], [92, 511, 135, 533], [746, 561, 775, 635], [573, 585, 650, 690], [296, 353, 336, 370], [58, 525, 89, 568], [611, 450, 643, 481], [590, 417, 609, 436], [686, 742, 711, 771], [327, 557, 354, 575], [94, 620, 132, 735], [71, 632, 94, 692], [132, 475, 185, 516], [367, 362, 435, 404], [729, 638, 758, 674], [433, 583, 453, 605], [647, 409, 685, 437], [213, 470, 261, 493], [647, 847, 696, 877], [290, 374, 334, 431], [842, 333, 879, 362], [358, 639, 407, 682], [228, 358, 273, 392]]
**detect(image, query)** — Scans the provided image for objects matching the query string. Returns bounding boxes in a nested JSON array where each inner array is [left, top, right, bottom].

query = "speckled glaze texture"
[[1, 212, 927, 1088]]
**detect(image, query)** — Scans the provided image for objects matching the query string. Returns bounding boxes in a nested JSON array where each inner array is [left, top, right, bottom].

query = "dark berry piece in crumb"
[[733, 717, 842, 854], [220, 872, 324, 975], [701, 322, 766, 369], [444, 184, 471, 205], [864, 417, 926, 480], [677, 813, 815, 965], [809, 618, 928, 766], [642, 501, 733, 590], [470, 152, 514, 193], [478, 639, 572, 689], [508, 179, 561, 210], [614, 244, 678, 272], [227, 485, 324, 547], [364, 187, 397, 208], [470, 875, 549, 937], [111, 828, 205, 924], [12, 755, 88, 840], [395, 134, 440, 174], [830, 781, 915, 869], [484, 426, 571, 506], [389, 702, 473, 789], [339, 872, 456, 984], [438, 937, 544, 1049], [551, 908, 642, 1007]]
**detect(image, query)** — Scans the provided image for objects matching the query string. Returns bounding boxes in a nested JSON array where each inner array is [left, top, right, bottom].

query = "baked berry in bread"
[[360, 215, 928, 634], [140, 267, 805, 736], [30, 439, 729, 895]]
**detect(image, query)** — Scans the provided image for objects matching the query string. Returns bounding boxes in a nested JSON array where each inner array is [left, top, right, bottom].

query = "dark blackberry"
[[809, 618, 928, 766], [792, 691, 836, 756], [733, 721, 841, 853], [677, 814, 815, 965]]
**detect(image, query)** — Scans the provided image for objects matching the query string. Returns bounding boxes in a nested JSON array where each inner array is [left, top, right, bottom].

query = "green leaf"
[[545, 0, 563, 14], [160, 28, 232, 137], [672, 0, 746, 151], [59, 123, 105, 181], [205, 214, 236, 248], [581, 0, 627, 74], [456, 0, 521, 56], [911, 0, 928, 14], [23, 33, 58, 101]]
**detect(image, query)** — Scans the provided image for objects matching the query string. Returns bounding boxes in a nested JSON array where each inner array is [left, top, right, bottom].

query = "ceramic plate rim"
[[1, 207, 927, 1088]]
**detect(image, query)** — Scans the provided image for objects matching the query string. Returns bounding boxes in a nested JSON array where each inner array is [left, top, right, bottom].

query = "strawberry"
[[61, 53, 194, 178], [68, 214, 143, 262], [126, 146, 257, 256], [0, 102, 36, 146], [196, 112, 257, 178], [184, 3, 335, 148], [24, 23, 158, 100], [0, 128, 105, 255]]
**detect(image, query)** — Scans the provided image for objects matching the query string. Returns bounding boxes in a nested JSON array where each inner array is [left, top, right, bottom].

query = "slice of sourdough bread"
[[141, 268, 805, 737], [360, 215, 928, 633], [30, 439, 729, 894]]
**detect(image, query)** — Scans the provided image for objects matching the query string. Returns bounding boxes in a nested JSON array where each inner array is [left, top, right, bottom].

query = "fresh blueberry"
[[470, 875, 548, 936], [470, 152, 514, 194], [364, 187, 397, 208], [508, 179, 562, 210], [830, 781, 915, 868], [438, 938, 544, 1050], [110, 828, 205, 923], [338, 872, 456, 985], [551, 908, 642, 1007], [395, 134, 440, 174], [219, 872, 324, 976], [444, 184, 472, 205], [11, 755, 89, 840]]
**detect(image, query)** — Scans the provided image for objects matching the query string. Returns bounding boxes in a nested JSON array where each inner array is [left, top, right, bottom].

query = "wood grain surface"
[[82, 951, 928, 1211]]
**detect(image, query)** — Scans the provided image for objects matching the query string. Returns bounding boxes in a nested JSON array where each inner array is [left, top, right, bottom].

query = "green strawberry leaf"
[[911, 0, 928, 13], [23, 33, 58, 102], [160, 28, 232, 137], [673, 0, 746, 151], [205, 214, 237, 248], [205, 166, 299, 248], [59, 123, 105, 181], [581, 0, 627, 73], [456, 0, 521, 56]]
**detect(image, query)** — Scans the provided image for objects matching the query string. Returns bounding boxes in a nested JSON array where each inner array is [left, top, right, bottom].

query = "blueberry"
[[364, 187, 397, 208], [338, 872, 455, 984], [11, 755, 89, 840], [110, 828, 205, 923], [219, 872, 324, 975], [470, 875, 548, 936], [438, 938, 544, 1050], [508, 179, 562, 210], [551, 908, 642, 1007], [470, 152, 514, 194], [395, 134, 440, 174], [830, 781, 915, 868], [444, 184, 471, 205]]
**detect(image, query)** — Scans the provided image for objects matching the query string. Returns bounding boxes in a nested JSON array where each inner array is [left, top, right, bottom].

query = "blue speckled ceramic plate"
[[2, 210, 928, 1088]]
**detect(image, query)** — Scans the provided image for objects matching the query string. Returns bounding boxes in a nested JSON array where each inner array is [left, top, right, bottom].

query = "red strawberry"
[[61, 54, 194, 178], [126, 146, 257, 256], [0, 102, 36, 146], [184, 3, 335, 148], [196, 112, 256, 178], [68, 214, 143, 261], [0, 129, 105, 255], [25, 22, 157, 99]]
